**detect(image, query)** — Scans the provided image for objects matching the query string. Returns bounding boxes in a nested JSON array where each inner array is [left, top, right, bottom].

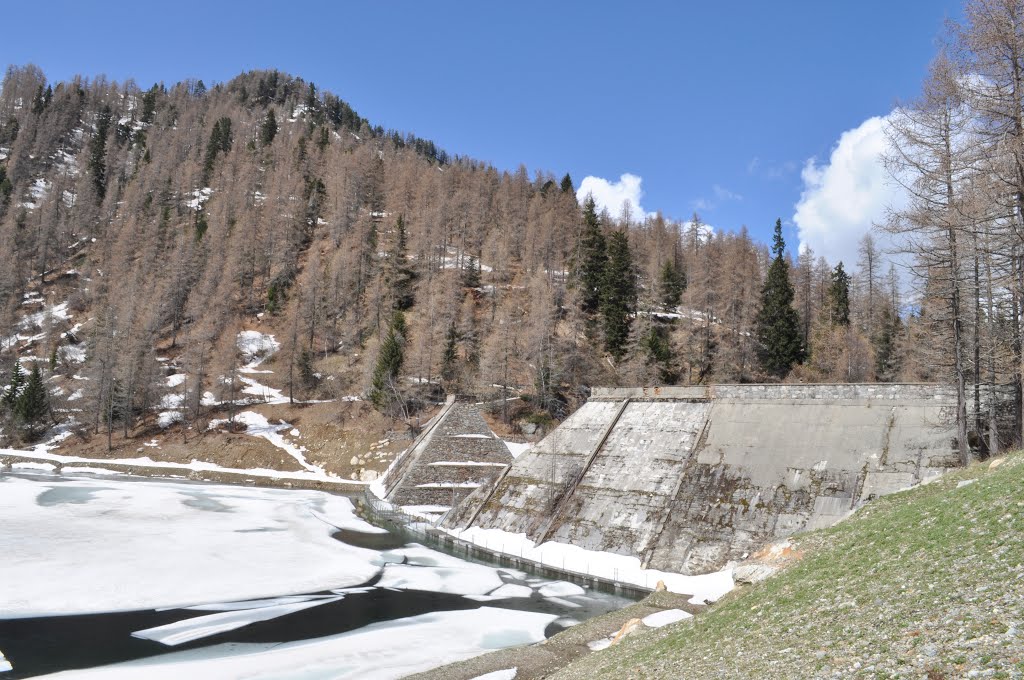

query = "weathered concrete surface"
[[384, 399, 513, 508], [462, 384, 991, 575], [450, 399, 625, 537]]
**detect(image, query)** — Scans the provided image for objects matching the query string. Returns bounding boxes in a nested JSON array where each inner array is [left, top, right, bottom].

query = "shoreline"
[[0, 452, 368, 493]]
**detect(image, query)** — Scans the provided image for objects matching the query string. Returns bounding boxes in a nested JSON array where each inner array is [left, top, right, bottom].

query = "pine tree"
[[0, 166, 12, 206], [3, 362, 25, 409], [440, 321, 460, 386], [462, 256, 481, 289], [600, 230, 637, 360], [260, 109, 278, 146], [202, 117, 233, 185], [298, 349, 317, 388], [827, 261, 851, 326], [16, 364, 49, 438], [370, 311, 407, 409], [755, 219, 804, 377], [140, 86, 158, 124], [88, 105, 112, 203], [874, 305, 902, 381], [560, 173, 574, 194], [576, 196, 606, 314], [659, 259, 687, 309], [644, 326, 677, 383], [389, 215, 416, 309]]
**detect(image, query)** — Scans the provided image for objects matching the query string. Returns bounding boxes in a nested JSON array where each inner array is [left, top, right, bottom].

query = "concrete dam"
[[441, 384, 981, 575]]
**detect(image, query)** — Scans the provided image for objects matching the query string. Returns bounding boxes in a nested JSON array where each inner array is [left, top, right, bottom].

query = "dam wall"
[[382, 398, 513, 509], [453, 384, 1008, 574]]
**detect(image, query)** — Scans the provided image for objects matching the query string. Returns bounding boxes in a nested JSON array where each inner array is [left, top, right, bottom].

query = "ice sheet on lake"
[[133, 597, 342, 646], [489, 584, 533, 599], [181, 595, 339, 612], [537, 581, 585, 598], [375, 544, 504, 595], [39, 607, 556, 680], [0, 475, 381, 617], [0, 648, 10, 673]]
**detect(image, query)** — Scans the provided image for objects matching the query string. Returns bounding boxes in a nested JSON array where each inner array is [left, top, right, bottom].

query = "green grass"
[[553, 453, 1024, 679]]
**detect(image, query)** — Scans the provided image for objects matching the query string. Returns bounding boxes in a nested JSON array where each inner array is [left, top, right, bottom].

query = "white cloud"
[[577, 173, 652, 221], [713, 184, 742, 202], [792, 115, 907, 268]]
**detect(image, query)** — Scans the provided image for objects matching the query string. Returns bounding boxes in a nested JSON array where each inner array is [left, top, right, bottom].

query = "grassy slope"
[[553, 453, 1024, 679]]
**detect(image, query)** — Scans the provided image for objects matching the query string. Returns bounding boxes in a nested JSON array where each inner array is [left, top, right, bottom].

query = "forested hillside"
[[0, 61, 1018, 453]]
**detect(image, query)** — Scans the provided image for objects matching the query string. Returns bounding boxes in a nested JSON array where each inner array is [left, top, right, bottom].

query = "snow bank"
[[237, 330, 280, 367], [641, 608, 693, 628], [472, 670, 518, 680], [449, 526, 734, 604], [0, 445, 355, 486]]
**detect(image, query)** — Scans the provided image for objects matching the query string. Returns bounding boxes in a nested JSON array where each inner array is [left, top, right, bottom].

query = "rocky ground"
[[45, 399, 421, 482]]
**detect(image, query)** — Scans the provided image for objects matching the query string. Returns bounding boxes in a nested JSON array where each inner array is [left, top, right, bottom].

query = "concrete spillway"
[[451, 384, 983, 574], [383, 398, 513, 508]]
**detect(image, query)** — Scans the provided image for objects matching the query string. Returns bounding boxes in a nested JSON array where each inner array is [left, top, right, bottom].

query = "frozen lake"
[[0, 472, 632, 678]]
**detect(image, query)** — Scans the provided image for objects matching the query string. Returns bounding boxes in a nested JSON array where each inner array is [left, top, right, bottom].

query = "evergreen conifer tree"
[[659, 259, 687, 309], [874, 306, 902, 381], [3, 362, 25, 409], [389, 215, 416, 309], [440, 321, 460, 386], [576, 196, 606, 314], [88, 105, 112, 203], [260, 109, 278, 146], [141, 86, 158, 124], [370, 311, 407, 409], [462, 256, 481, 289], [755, 219, 804, 377], [16, 364, 49, 438], [560, 173, 574, 194], [600, 230, 637, 360], [644, 326, 677, 383], [827, 261, 851, 326], [202, 117, 233, 185]]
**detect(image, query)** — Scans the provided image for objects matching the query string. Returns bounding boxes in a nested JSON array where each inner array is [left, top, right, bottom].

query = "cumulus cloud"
[[577, 173, 652, 221], [792, 115, 907, 268]]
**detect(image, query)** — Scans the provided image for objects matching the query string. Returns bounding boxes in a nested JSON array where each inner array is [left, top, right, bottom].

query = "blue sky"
[[2, 1, 962, 266]]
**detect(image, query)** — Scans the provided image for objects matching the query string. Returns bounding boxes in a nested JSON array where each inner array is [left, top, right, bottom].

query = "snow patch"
[[471, 670, 518, 680], [641, 608, 693, 628], [503, 441, 532, 459], [237, 330, 280, 366], [185, 187, 213, 210], [208, 411, 326, 476], [449, 526, 734, 603]]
